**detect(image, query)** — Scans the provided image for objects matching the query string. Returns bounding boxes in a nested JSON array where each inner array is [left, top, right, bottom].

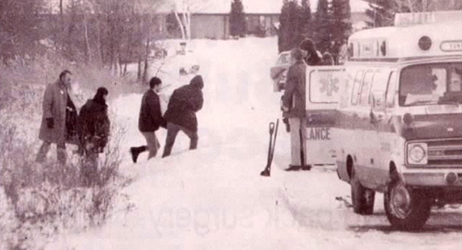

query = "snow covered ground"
[[46, 37, 462, 250]]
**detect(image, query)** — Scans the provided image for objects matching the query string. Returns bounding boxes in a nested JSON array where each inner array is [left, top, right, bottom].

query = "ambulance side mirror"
[[371, 90, 386, 111]]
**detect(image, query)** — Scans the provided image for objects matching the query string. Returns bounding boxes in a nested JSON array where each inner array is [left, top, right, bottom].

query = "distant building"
[[160, 0, 371, 39]]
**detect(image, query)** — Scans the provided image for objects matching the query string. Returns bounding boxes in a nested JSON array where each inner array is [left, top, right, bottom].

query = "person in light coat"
[[36, 70, 78, 164]]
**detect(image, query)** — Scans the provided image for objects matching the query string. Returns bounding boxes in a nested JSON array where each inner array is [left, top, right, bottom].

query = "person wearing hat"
[[162, 75, 204, 158], [77, 87, 110, 185]]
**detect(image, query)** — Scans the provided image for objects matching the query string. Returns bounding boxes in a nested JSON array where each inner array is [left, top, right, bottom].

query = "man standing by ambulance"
[[283, 48, 311, 171]]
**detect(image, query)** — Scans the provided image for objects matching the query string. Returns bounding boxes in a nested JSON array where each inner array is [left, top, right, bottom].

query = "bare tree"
[[393, 0, 462, 12], [172, 0, 212, 40], [0, 0, 47, 64]]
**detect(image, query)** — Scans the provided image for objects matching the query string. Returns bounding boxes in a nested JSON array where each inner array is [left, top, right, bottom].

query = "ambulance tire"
[[384, 179, 431, 230], [351, 167, 375, 215]]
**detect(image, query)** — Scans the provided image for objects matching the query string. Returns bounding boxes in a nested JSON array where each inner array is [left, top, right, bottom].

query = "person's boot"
[[130, 146, 146, 163], [301, 165, 312, 171], [286, 165, 301, 171], [286, 165, 312, 171]]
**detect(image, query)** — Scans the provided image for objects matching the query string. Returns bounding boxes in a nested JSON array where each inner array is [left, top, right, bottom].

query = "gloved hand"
[[46, 118, 54, 129]]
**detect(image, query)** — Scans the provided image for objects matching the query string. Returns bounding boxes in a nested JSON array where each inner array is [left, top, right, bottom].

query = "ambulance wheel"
[[351, 167, 375, 215], [384, 179, 431, 230]]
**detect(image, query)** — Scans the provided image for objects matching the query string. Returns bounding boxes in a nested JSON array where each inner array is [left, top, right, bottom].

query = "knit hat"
[[190, 75, 204, 89], [93, 87, 108, 106]]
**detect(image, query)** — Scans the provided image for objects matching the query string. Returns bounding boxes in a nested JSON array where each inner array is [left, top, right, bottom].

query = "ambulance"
[[335, 11, 462, 230]]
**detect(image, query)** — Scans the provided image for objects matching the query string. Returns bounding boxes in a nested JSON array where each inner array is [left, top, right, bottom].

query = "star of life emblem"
[[319, 74, 340, 97]]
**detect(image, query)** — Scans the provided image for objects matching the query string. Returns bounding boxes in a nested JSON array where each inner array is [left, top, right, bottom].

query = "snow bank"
[[47, 37, 462, 250]]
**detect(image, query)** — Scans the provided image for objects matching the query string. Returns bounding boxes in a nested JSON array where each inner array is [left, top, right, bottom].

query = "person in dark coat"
[[77, 87, 110, 186], [36, 70, 77, 164], [300, 38, 322, 66], [162, 75, 204, 158], [283, 48, 311, 171], [130, 77, 167, 163]]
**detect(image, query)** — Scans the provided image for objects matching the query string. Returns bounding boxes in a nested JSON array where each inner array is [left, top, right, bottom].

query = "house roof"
[[159, 0, 370, 14]]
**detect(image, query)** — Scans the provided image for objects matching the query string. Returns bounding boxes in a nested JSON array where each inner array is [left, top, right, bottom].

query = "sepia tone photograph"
[[1, 0, 462, 249]]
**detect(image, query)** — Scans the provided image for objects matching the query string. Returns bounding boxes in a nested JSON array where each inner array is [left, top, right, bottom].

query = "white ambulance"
[[335, 11, 462, 230]]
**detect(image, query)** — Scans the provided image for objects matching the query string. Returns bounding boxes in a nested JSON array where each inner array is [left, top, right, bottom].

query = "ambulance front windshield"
[[399, 63, 462, 106]]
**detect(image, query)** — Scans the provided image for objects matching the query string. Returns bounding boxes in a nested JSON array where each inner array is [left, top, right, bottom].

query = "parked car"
[[270, 51, 291, 92]]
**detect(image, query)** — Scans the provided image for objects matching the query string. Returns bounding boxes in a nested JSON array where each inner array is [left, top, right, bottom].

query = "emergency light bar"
[[348, 19, 462, 60], [395, 10, 462, 26]]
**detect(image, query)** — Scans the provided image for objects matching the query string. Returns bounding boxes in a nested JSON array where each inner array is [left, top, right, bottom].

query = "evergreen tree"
[[330, 0, 351, 63], [166, 11, 181, 37], [365, 0, 395, 27], [299, 0, 312, 40], [229, 0, 246, 37], [313, 0, 331, 53], [278, 0, 310, 53]]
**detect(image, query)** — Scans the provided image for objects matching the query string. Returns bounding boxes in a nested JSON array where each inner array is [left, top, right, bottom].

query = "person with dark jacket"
[[283, 48, 311, 171], [162, 75, 204, 158], [300, 38, 322, 66], [36, 70, 77, 164], [78, 87, 110, 186], [130, 77, 167, 163]]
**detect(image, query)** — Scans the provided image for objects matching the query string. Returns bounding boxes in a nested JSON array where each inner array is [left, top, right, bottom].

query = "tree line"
[[277, 0, 352, 64], [0, 0, 168, 82], [278, 0, 462, 63]]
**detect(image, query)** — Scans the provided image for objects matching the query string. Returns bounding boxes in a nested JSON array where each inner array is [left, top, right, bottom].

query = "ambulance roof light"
[[380, 41, 386, 56], [418, 36, 432, 51]]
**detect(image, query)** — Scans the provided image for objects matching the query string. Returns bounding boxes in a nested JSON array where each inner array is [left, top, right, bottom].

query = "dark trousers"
[[162, 123, 198, 157]]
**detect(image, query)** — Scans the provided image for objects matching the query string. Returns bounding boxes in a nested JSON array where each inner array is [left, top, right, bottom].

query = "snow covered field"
[[47, 37, 462, 250]]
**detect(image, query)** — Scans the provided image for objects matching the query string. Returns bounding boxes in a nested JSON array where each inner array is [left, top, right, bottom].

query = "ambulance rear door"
[[305, 66, 345, 165]]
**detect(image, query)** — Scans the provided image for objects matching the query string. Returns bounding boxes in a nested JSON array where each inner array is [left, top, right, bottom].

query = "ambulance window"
[[399, 64, 448, 106], [371, 71, 389, 92], [386, 72, 397, 107], [351, 71, 363, 105], [360, 71, 374, 105]]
